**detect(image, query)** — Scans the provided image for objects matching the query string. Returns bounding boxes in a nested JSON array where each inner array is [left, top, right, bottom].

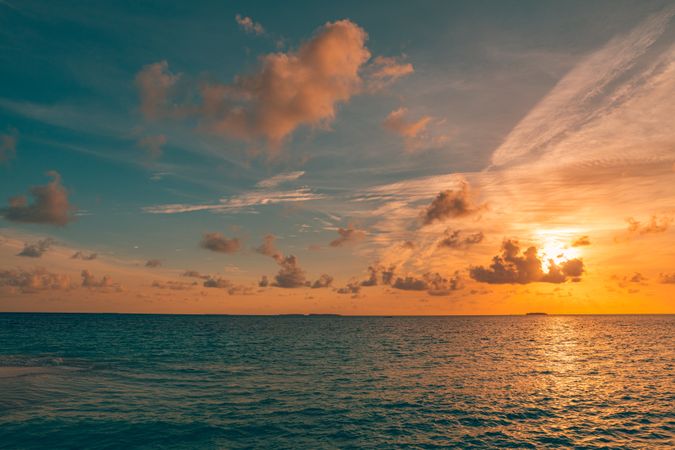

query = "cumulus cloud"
[[311, 274, 333, 288], [135, 60, 180, 120], [255, 234, 282, 261], [0, 268, 73, 294], [421, 181, 484, 226], [360, 264, 396, 287], [81, 270, 121, 291], [203, 276, 254, 295], [137, 135, 166, 159], [235, 14, 265, 35], [17, 238, 54, 258], [336, 283, 361, 295], [181, 270, 209, 279], [391, 271, 464, 296], [0, 128, 17, 164], [437, 229, 484, 249], [329, 225, 366, 247], [258, 275, 269, 287], [2, 171, 74, 226], [200, 233, 241, 254], [626, 216, 672, 235], [71, 251, 97, 260], [137, 19, 370, 148], [571, 236, 591, 247], [272, 255, 307, 288], [470, 239, 584, 284], [151, 280, 196, 290], [145, 259, 162, 268], [659, 273, 675, 284]]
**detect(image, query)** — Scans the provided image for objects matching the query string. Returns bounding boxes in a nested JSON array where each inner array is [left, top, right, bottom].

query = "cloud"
[[360, 264, 396, 286], [200, 233, 241, 253], [256, 171, 305, 188], [659, 273, 675, 284], [490, 7, 675, 167], [235, 14, 265, 35], [437, 229, 484, 249], [255, 234, 282, 260], [2, 171, 74, 226], [272, 255, 307, 288], [181, 270, 210, 279], [203, 276, 254, 295], [470, 239, 584, 284], [17, 238, 54, 258], [367, 55, 414, 88], [0, 268, 73, 294], [626, 216, 672, 235], [336, 283, 361, 295], [71, 251, 97, 260], [0, 128, 17, 164], [392, 276, 427, 291], [81, 270, 121, 291], [421, 181, 484, 226], [311, 274, 333, 288], [145, 259, 162, 268], [258, 275, 269, 287], [143, 187, 324, 214], [137, 135, 166, 159], [157, 19, 370, 148], [571, 236, 591, 247], [383, 107, 431, 139], [135, 61, 180, 120], [329, 225, 366, 247], [391, 271, 464, 296], [151, 280, 196, 290]]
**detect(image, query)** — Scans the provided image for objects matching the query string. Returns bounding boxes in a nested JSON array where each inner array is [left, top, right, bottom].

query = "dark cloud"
[[311, 274, 333, 288], [437, 229, 484, 249], [17, 238, 54, 258], [145, 259, 162, 268], [401, 240, 416, 250], [181, 270, 209, 279], [470, 239, 584, 284], [203, 277, 254, 295], [626, 216, 672, 235], [200, 233, 241, 254], [391, 271, 464, 295], [659, 273, 675, 284], [151, 280, 196, 290], [0, 129, 17, 164], [421, 181, 484, 226], [81, 270, 121, 291], [336, 283, 361, 295], [2, 171, 74, 226], [571, 236, 591, 247], [329, 225, 366, 247], [258, 275, 269, 287], [273, 255, 307, 288], [71, 251, 97, 260], [360, 265, 396, 287], [0, 268, 73, 293]]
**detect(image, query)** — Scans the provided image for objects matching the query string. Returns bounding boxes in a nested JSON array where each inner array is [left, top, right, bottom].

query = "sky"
[[1, 0, 674, 314]]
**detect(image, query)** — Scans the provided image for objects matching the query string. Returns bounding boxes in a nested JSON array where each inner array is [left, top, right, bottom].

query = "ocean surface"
[[0, 314, 673, 449]]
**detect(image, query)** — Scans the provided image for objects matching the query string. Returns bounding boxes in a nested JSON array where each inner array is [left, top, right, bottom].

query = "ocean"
[[0, 314, 673, 449]]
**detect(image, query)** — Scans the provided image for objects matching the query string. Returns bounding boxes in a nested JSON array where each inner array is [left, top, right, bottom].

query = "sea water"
[[0, 314, 673, 449]]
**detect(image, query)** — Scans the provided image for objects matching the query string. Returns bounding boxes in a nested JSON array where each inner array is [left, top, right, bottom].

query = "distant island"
[[526, 312, 548, 316]]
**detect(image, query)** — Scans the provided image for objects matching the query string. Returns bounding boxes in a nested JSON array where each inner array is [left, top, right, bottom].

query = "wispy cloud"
[[143, 187, 324, 214]]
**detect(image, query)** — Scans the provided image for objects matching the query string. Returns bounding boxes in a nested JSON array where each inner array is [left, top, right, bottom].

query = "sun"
[[538, 238, 581, 272]]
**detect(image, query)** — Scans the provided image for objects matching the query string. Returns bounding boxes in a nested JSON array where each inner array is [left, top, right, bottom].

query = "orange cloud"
[[2, 171, 74, 226], [135, 61, 180, 120], [383, 107, 431, 140]]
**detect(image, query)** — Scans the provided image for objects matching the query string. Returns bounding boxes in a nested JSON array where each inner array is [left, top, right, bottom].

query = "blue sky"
[[1, 1, 674, 313]]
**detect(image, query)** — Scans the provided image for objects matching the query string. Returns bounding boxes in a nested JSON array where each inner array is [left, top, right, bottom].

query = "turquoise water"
[[0, 314, 673, 449]]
